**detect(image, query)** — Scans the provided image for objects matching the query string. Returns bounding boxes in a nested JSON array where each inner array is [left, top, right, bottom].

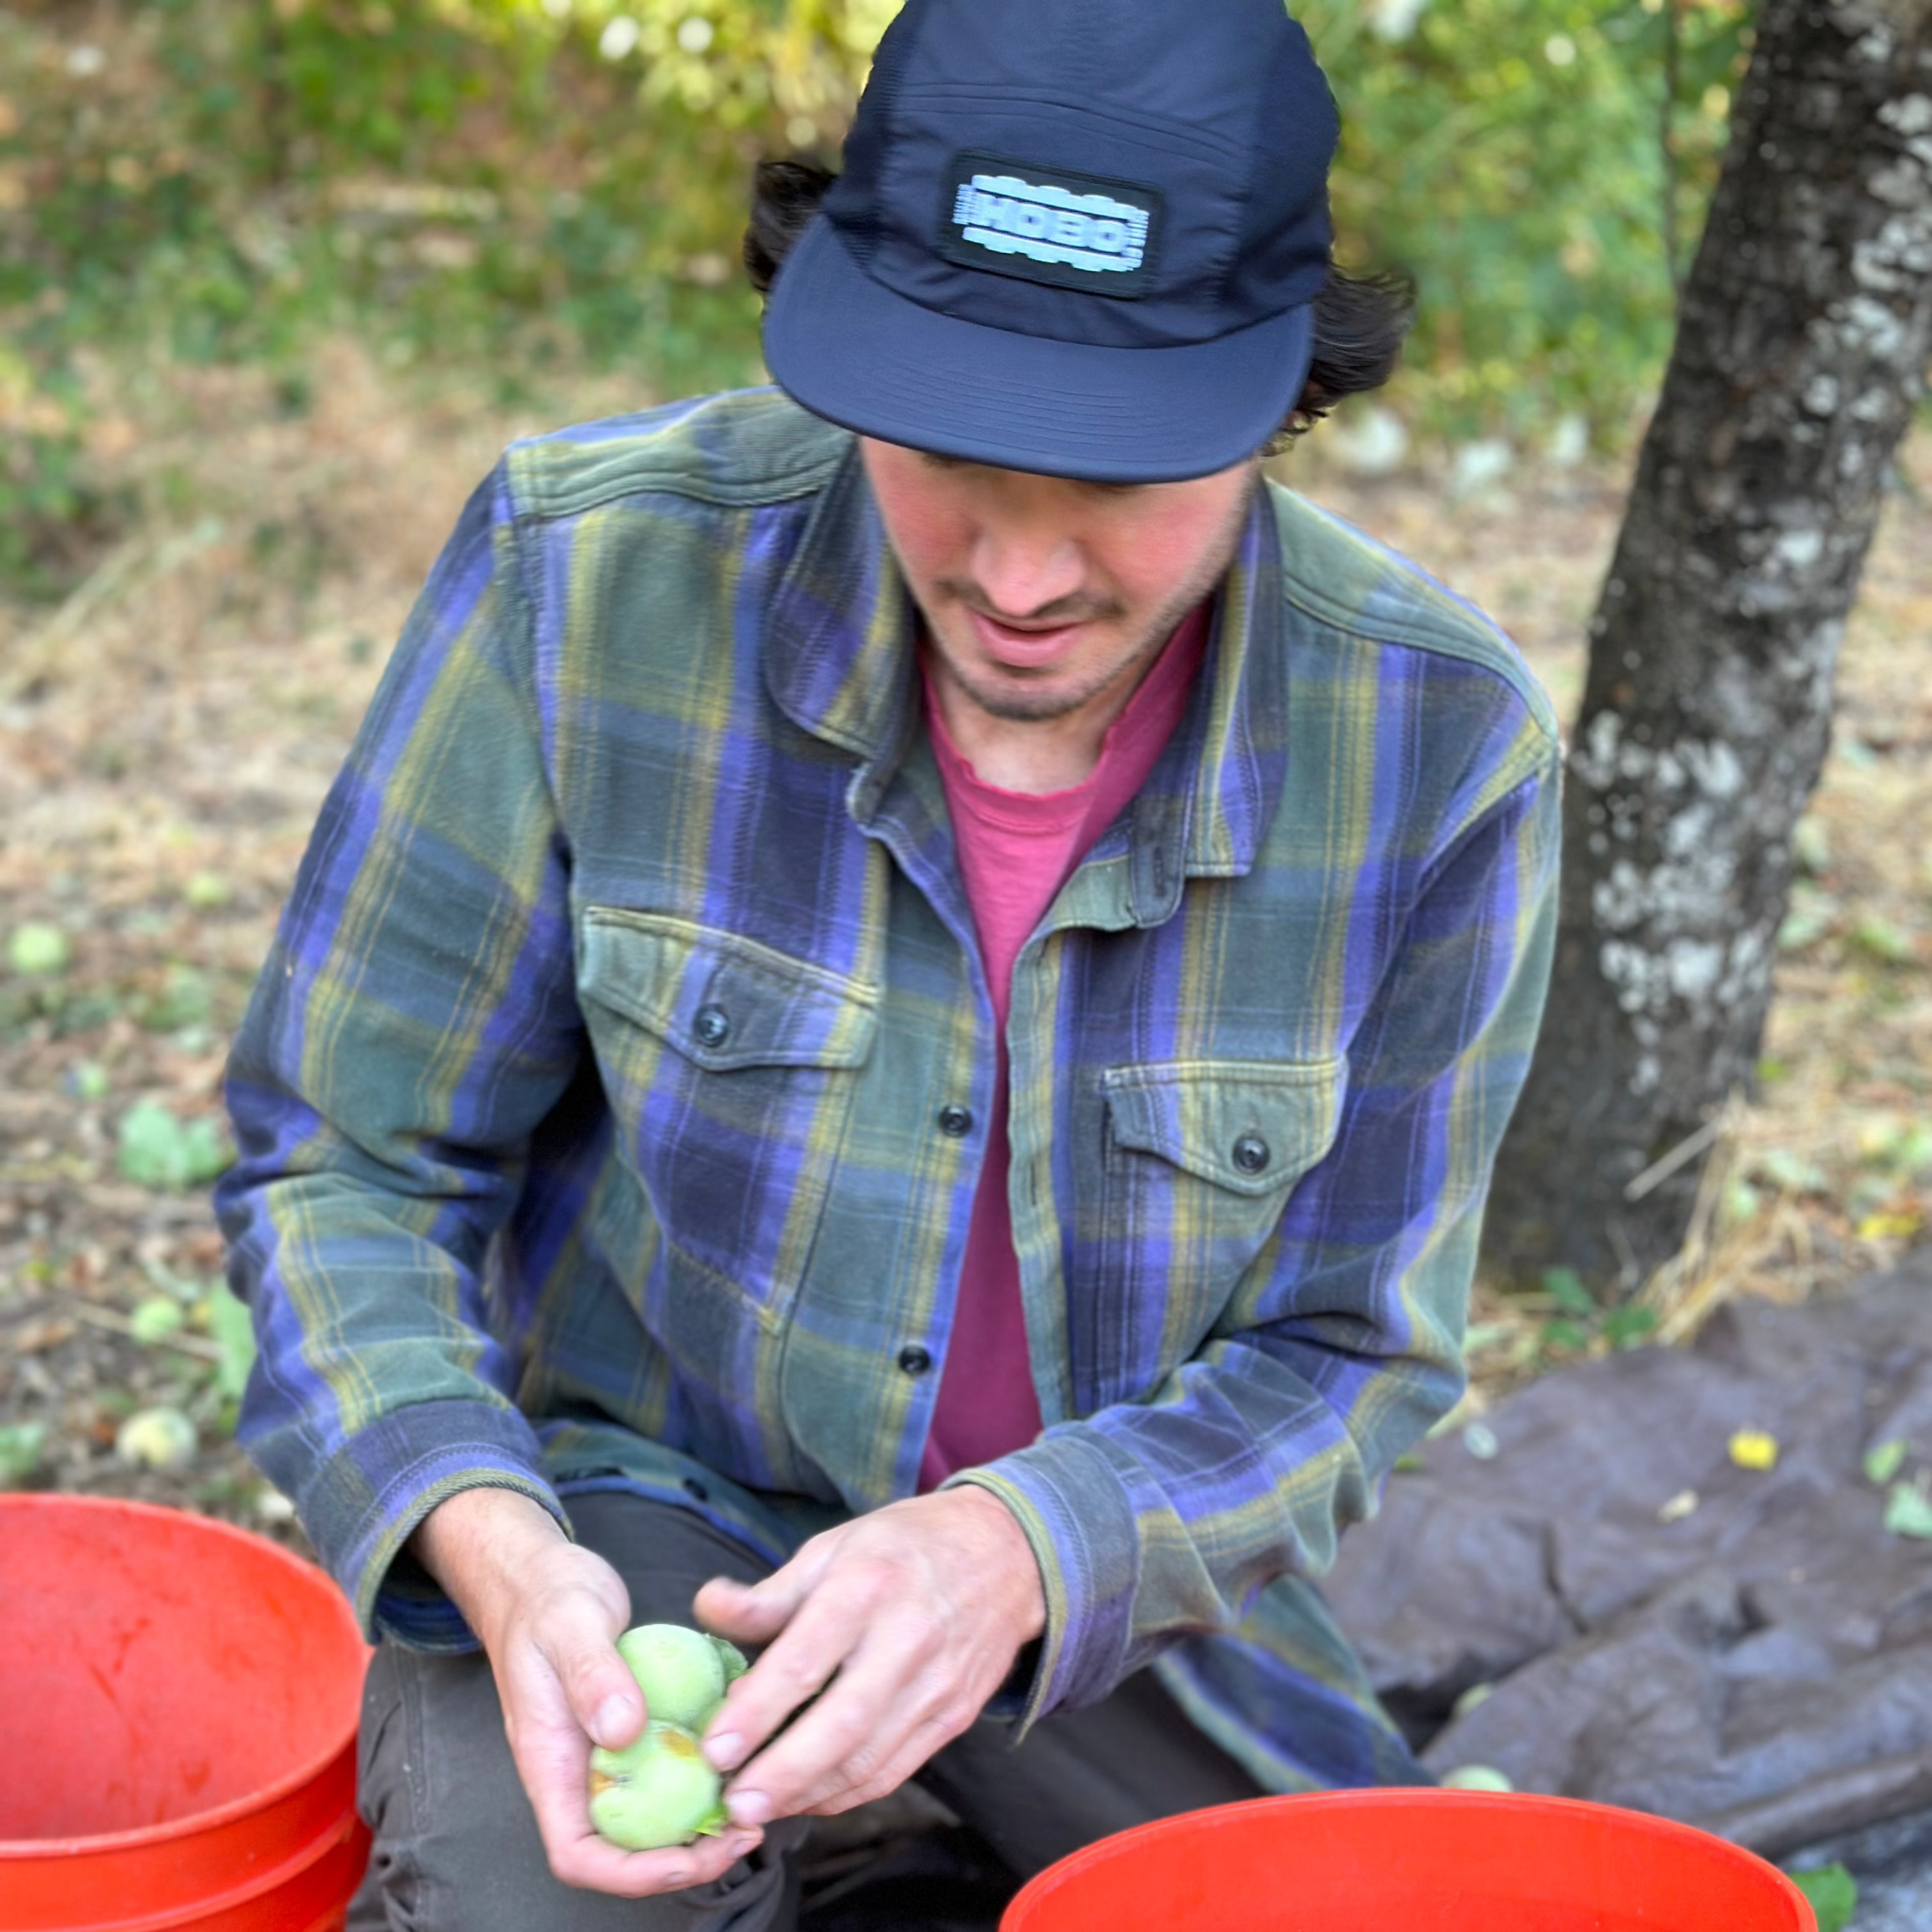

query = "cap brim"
[[762, 217, 1314, 484]]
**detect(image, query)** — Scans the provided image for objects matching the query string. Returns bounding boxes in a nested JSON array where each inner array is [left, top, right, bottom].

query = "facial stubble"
[[918, 465, 1261, 726]]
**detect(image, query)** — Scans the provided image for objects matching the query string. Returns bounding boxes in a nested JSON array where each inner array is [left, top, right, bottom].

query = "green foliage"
[[1301, 0, 1751, 439], [2, 0, 1752, 590], [204, 1282, 259, 1403], [1883, 1478, 1932, 1540], [1789, 1862, 1857, 1932], [0, 1422, 47, 1489], [116, 1096, 233, 1190], [1529, 1264, 1658, 1359]]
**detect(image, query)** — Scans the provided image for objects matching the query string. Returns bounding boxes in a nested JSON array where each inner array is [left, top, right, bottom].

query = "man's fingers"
[[802, 1709, 965, 1818], [694, 1566, 808, 1646], [540, 1822, 763, 1898], [723, 1643, 956, 1825], [698, 1578, 864, 1774]]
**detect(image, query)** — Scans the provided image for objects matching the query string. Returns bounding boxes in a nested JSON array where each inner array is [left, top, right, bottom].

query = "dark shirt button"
[[898, 1344, 933, 1377], [1232, 1133, 1271, 1175], [693, 1004, 731, 1048], [937, 1103, 974, 1138], [682, 1476, 709, 1502]]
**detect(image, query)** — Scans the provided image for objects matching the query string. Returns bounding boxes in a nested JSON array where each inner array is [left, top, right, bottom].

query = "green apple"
[[614, 1623, 747, 1731], [588, 1721, 727, 1850]]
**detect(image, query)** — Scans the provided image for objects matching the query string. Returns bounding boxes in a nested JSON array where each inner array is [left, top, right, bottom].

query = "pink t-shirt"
[[917, 602, 1212, 1487]]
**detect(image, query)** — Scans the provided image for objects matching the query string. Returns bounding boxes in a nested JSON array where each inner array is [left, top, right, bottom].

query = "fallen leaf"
[[1851, 913, 1916, 964], [1864, 1439, 1908, 1486], [0, 1422, 46, 1487], [1462, 1422, 1500, 1462], [12, 1317, 77, 1354], [1857, 1208, 1923, 1242], [116, 1098, 232, 1190], [1754, 1148, 1828, 1195], [1788, 1862, 1857, 1932], [1883, 1482, 1932, 1540], [1603, 1306, 1659, 1349], [1540, 1267, 1595, 1315], [1729, 1429, 1780, 1472], [1657, 1489, 1699, 1523]]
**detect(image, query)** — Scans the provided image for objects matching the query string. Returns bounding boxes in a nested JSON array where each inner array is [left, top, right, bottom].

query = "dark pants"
[[351, 1490, 1264, 1929]]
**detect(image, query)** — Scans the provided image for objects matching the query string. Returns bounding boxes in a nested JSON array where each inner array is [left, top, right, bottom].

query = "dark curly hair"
[[743, 159, 1414, 451]]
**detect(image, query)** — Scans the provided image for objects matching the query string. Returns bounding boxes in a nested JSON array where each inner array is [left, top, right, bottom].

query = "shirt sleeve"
[[216, 461, 585, 1650], [951, 737, 1561, 1729]]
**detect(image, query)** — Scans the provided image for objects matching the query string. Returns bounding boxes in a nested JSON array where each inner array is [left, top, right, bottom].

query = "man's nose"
[[967, 523, 1088, 622]]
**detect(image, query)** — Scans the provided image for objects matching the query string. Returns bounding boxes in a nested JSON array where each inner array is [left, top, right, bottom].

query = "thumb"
[[540, 1595, 647, 1751]]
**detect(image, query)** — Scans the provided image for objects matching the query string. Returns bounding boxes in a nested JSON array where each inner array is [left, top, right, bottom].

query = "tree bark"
[[1482, 0, 1932, 1294]]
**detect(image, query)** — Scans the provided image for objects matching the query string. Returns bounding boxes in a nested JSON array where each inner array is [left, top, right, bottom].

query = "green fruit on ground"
[[587, 1721, 726, 1850], [8, 923, 70, 976], [614, 1623, 746, 1731]]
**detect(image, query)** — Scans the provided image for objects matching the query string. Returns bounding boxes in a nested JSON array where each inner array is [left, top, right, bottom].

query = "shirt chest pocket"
[[1080, 1059, 1344, 1403], [576, 908, 879, 1321]]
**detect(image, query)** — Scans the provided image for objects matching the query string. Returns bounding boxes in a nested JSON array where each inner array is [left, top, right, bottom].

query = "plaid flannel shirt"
[[218, 388, 1560, 1793]]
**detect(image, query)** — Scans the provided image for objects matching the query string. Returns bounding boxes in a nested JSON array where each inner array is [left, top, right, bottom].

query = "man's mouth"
[[965, 606, 1092, 670]]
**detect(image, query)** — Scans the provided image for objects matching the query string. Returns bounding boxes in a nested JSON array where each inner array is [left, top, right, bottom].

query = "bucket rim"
[[1000, 1787, 1817, 1928], [0, 1492, 369, 1861]]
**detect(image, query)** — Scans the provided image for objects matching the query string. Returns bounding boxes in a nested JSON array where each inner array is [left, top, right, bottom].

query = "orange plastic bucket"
[[1000, 1789, 1817, 1932], [0, 1494, 372, 1931]]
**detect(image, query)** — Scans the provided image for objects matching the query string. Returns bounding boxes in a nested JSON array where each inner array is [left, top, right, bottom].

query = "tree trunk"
[[1482, 0, 1932, 1295]]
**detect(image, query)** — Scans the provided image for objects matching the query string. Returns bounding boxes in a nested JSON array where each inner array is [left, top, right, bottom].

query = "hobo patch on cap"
[[936, 151, 1163, 297]]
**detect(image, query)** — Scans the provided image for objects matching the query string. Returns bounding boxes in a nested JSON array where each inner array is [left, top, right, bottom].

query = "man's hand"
[[693, 1486, 1046, 1827], [411, 1488, 763, 1897]]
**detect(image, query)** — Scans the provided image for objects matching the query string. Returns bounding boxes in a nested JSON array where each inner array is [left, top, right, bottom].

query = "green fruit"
[[8, 923, 70, 977], [588, 1721, 726, 1850], [613, 1623, 745, 1731], [114, 1406, 199, 1471], [1439, 1764, 1515, 1793]]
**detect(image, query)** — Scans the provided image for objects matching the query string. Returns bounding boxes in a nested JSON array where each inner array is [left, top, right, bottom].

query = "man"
[[218, 1, 1561, 1925]]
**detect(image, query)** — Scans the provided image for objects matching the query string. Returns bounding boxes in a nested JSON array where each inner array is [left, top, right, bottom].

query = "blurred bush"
[[1, 0, 1748, 594], [1307, 0, 1749, 441]]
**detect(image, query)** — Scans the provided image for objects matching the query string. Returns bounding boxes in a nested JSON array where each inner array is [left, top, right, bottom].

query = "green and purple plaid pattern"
[[218, 390, 1560, 1795]]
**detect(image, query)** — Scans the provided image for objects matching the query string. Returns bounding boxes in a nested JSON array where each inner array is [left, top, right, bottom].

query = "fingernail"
[[705, 1731, 744, 1770], [726, 1829, 762, 1859], [728, 1790, 772, 1827], [592, 1696, 633, 1747]]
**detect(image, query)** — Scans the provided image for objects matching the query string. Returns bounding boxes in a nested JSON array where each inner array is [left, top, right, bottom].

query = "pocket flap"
[[1103, 1059, 1344, 1196], [578, 908, 879, 1072]]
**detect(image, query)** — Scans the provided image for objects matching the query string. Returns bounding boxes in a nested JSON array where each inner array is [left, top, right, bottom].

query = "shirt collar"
[[765, 438, 1287, 896]]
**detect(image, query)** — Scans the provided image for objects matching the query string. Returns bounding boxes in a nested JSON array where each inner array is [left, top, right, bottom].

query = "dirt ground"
[[2, 339, 1928, 1538]]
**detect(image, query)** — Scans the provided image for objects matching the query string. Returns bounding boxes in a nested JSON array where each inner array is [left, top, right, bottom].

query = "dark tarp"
[[1324, 1255, 1932, 1857]]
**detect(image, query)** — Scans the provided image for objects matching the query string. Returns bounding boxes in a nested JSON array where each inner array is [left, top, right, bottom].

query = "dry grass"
[[1, 342, 1928, 1510]]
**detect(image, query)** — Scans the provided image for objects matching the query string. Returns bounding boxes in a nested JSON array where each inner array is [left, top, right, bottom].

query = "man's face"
[[859, 440, 1259, 736]]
